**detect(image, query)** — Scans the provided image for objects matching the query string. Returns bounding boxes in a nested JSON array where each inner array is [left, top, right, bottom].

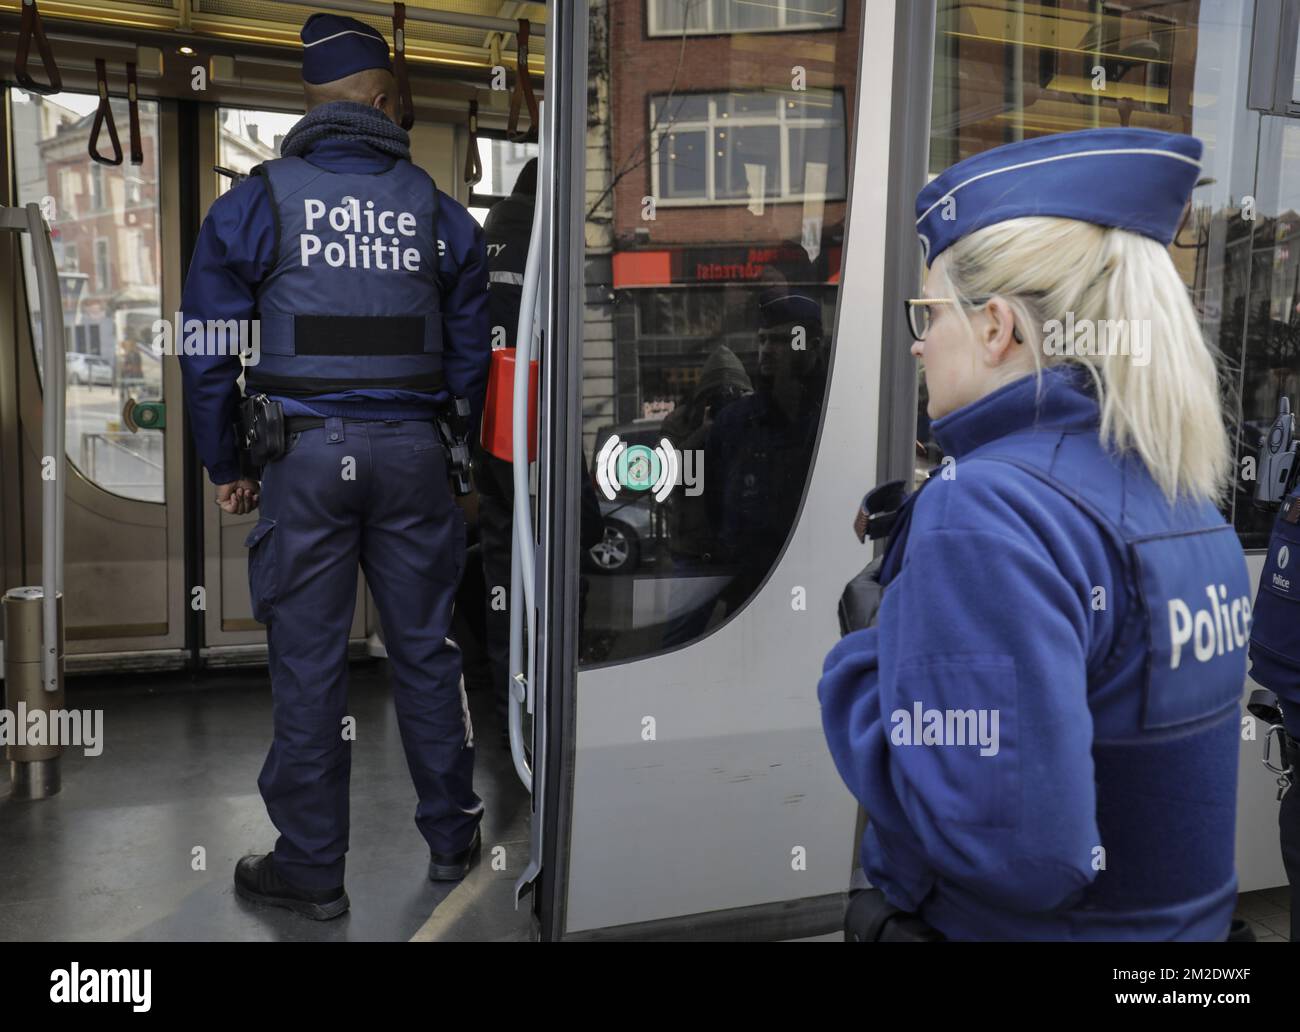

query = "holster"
[[844, 888, 946, 942], [235, 393, 286, 477], [1248, 688, 1297, 786], [435, 396, 474, 496]]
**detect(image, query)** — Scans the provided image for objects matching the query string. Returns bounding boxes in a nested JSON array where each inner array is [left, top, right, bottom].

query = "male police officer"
[[178, 13, 490, 920], [1249, 477, 1300, 940]]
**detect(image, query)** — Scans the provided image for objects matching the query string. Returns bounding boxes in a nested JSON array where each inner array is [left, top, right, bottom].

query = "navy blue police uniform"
[[1248, 486, 1300, 939], [178, 14, 489, 913], [819, 128, 1252, 940]]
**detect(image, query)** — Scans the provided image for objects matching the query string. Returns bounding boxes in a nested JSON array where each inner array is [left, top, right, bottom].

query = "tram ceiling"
[[0, 0, 544, 121]]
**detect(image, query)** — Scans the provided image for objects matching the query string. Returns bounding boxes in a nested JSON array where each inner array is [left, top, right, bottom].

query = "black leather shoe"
[[429, 827, 482, 882], [234, 853, 350, 921]]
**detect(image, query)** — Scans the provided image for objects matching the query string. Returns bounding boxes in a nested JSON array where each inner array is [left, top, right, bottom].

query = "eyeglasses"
[[904, 297, 1024, 344]]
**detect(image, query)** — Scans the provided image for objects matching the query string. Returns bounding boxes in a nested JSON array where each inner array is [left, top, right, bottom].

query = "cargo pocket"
[[244, 517, 278, 624]]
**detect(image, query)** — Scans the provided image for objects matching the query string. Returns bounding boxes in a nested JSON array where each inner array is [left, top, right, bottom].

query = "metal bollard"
[[3, 586, 64, 799]]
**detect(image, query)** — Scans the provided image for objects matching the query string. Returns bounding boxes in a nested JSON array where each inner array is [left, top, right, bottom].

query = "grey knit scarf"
[[280, 100, 410, 161]]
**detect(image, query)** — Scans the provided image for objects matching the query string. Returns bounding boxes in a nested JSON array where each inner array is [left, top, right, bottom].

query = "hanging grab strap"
[[15, 0, 63, 96], [89, 58, 123, 166], [507, 18, 538, 143], [464, 98, 483, 187], [126, 62, 143, 165], [392, 2, 415, 131]]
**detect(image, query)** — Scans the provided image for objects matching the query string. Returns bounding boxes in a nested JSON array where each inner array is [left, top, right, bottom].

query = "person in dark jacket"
[[475, 159, 536, 742], [179, 13, 490, 919]]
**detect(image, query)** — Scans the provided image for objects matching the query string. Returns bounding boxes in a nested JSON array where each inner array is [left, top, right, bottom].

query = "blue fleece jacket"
[[820, 365, 1250, 941]]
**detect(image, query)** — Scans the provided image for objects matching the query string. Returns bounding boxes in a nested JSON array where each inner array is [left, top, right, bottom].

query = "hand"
[[216, 478, 261, 515]]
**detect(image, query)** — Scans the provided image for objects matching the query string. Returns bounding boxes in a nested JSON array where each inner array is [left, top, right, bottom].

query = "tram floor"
[[1, 661, 1293, 942], [1235, 890, 1292, 942], [0, 661, 534, 942]]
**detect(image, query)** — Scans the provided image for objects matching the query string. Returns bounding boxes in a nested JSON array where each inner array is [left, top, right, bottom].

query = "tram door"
[[2, 85, 190, 668], [1, 58, 515, 667], [521, 0, 905, 939]]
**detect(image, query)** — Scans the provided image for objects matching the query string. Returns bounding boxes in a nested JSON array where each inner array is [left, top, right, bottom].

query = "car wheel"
[[587, 520, 639, 574]]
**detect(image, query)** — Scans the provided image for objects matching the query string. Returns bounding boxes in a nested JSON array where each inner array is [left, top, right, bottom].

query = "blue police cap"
[[301, 13, 391, 85], [915, 128, 1202, 267], [759, 290, 822, 331]]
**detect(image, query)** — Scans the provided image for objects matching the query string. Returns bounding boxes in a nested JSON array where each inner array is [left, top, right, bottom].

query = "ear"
[[980, 296, 1020, 364], [373, 92, 397, 122]]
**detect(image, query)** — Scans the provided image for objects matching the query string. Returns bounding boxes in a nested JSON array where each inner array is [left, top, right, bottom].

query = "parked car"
[[586, 418, 669, 575], [66, 352, 113, 387], [586, 493, 654, 574]]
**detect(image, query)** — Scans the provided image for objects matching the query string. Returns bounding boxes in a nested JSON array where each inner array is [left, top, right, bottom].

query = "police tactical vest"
[[880, 428, 1250, 932], [246, 156, 444, 397]]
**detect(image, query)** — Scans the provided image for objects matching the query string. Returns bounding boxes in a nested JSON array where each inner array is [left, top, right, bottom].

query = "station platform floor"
[[0, 662, 534, 942]]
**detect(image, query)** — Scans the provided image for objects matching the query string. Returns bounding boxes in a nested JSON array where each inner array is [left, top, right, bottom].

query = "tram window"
[[217, 107, 300, 196], [1235, 118, 1300, 547], [11, 88, 165, 503], [578, 2, 860, 664], [923, 0, 1290, 548], [467, 138, 539, 226]]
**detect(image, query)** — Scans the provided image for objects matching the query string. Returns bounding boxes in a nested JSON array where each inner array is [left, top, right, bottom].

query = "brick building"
[[583, 0, 859, 445]]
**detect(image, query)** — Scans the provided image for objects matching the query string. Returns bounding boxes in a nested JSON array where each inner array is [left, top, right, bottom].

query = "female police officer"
[[820, 128, 1251, 941]]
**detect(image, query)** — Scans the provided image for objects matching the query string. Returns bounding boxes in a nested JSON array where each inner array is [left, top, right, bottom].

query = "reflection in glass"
[[648, 0, 844, 36], [1294, 19, 1300, 104], [1230, 118, 1300, 547], [579, 1, 859, 664], [651, 90, 845, 206], [12, 89, 165, 502], [924, 1, 1287, 548]]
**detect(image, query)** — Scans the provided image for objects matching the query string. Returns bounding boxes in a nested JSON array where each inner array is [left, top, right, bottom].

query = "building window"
[[94, 237, 110, 292], [90, 163, 104, 211], [1293, 17, 1300, 104], [651, 89, 846, 206], [637, 289, 728, 339], [648, 0, 843, 36], [58, 167, 76, 214]]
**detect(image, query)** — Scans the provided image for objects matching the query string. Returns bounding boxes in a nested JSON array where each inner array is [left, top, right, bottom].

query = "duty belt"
[[284, 415, 415, 433]]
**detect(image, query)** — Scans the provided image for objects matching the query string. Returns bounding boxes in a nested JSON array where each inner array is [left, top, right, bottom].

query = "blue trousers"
[[246, 417, 482, 890]]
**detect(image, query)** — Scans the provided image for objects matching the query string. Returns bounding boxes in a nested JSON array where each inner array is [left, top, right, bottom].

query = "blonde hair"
[[935, 217, 1232, 504], [304, 67, 396, 111]]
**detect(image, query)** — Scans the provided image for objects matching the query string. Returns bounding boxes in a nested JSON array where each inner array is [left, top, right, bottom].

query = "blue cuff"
[[208, 462, 241, 485]]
